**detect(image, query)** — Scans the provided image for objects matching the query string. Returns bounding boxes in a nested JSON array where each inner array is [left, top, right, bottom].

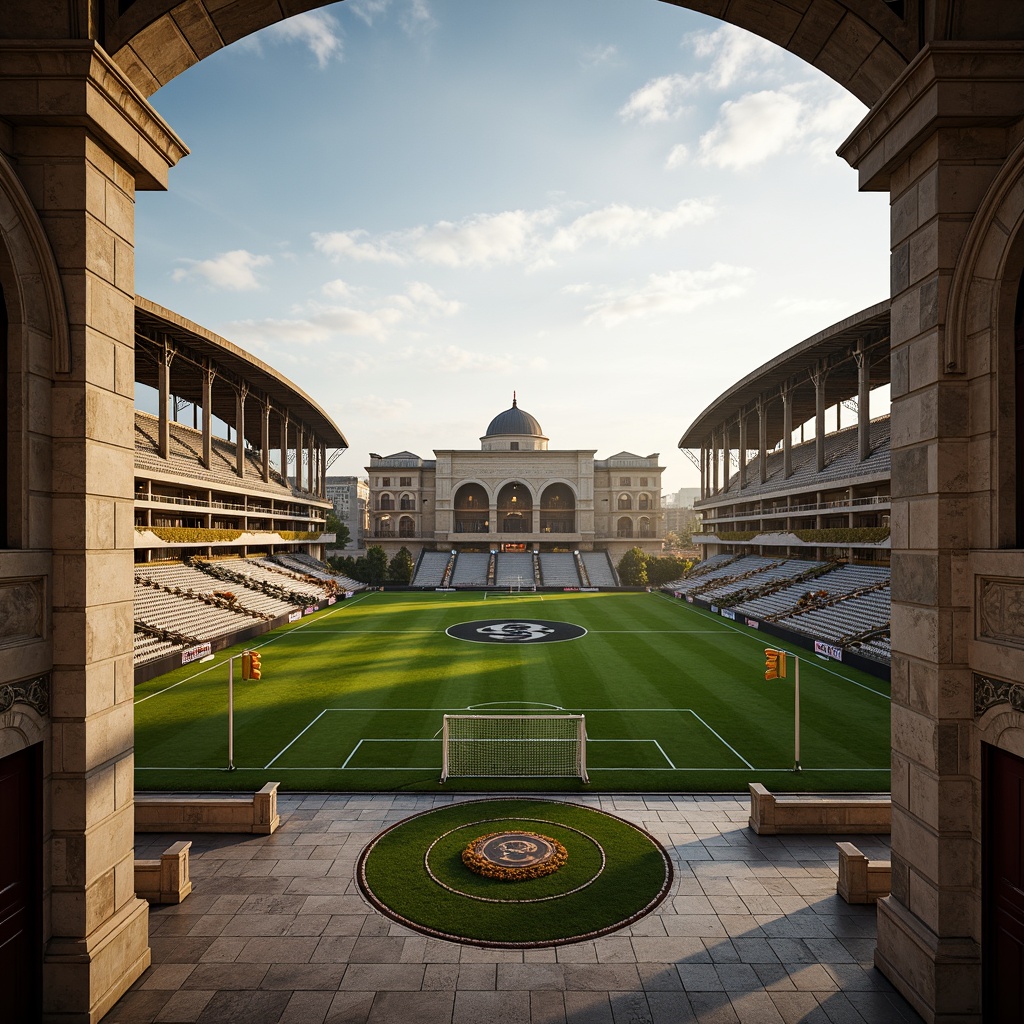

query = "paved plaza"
[[106, 793, 922, 1024]]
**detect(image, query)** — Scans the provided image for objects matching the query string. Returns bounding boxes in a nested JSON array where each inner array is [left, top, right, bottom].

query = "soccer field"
[[134, 591, 892, 793]]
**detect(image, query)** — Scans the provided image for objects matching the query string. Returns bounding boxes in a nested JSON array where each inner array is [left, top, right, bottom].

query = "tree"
[[645, 555, 694, 586], [365, 545, 389, 586], [326, 511, 351, 549], [387, 547, 415, 584], [617, 547, 649, 586]]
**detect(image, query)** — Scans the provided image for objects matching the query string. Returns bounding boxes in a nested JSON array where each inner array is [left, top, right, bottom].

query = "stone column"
[[157, 339, 172, 459], [757, 397, 767, 484], [202, 364, 214, 470], [235, 384, 247, 479], [856, 342, 871, 462], [0, 42, 187, 1022], [722, 423, 730, 493], [738, 414, 747, 491], [261, 402, 270, 483], [839, 43, 1024, 1024], [279, 410, 289, 483], [782, 386, 793, 479]]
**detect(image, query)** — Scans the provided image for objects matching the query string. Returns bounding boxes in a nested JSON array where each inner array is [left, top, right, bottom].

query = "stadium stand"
[[450, 552, 490, 587], [495, 552, 536, 587], [581, 551, 618, 586], [411, 551, 451, 587], [539, 553, 581, 586]]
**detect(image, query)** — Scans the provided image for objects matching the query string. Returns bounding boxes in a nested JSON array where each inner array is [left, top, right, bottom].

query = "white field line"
[[136, 765, 891, 772], [264, 709, 328, 769], [656, 592, 891, 700], [133, 590, 378, 706], [339, 739, 363, 770], [687, 710, 755, 770]]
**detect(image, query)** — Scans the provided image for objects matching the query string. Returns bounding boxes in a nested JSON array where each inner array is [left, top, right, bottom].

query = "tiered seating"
[[134, 631, 183, 666], [662, 553, 737, 589], [495, 553, 535, 587], [539, 553, 580, 586], [134, 581, 257, 642], [200, 557, 326, 602], [136, 561, 297, 618], [665, 555, 776, 595], [451, 552, 490, 586], [699, 559, 822, 602], [776, 587, 890, 647], [581, 551, 617, 586], [275, 553, 364, 592], [722, 416, 891, 498], [412, 551, 451, 587], [135, 411, 300, 498]]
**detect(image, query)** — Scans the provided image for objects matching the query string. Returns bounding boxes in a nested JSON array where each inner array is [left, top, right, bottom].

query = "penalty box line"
[[263, 706, 752, 772]]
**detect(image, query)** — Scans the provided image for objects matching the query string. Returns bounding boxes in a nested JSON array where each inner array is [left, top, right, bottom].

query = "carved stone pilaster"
[[0, 673, 50, 717], [978, 577, 1024, 647], [0, 578, 45, 646], [974, 673, 1024, 719]]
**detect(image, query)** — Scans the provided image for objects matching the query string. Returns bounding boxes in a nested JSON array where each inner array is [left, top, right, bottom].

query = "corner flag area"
[[133, 591, 891, 792]]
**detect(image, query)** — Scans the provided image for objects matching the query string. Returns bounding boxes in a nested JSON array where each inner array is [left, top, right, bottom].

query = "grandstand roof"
[[484, 394, 546, 438], [678, 300, 890, 451], [134, 296, 347, 450]]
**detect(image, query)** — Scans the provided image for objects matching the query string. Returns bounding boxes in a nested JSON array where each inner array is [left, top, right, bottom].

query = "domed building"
[[367, 395, 664, 575]]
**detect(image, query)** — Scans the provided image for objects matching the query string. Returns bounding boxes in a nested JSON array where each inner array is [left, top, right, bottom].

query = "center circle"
[[446, 618, 587, 644]]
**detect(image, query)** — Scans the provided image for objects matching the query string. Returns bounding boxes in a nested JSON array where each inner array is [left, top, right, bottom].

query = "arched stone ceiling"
[[99, 0, 915, 105]]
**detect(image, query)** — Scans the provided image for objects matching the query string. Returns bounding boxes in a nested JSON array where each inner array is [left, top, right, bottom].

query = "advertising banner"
[[814, 640, 844, 661], [181, 643, 212, 665]]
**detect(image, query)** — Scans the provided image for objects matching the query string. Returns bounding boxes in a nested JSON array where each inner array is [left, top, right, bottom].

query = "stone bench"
[[836, 841, 892, 903], [135, 841, 192, 904], [747, 782, 891, 835], [135, 782, 280, 834]]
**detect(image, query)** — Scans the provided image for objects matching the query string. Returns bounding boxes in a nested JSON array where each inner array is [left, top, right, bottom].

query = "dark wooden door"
[[984, 742, 1024, 1022], [0, 743, 42, 1021]]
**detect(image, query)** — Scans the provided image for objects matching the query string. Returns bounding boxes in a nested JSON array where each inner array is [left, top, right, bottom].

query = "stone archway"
[[104, 1, 913, 104]]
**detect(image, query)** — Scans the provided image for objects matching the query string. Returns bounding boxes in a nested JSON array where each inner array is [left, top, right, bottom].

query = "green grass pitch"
[[133, 591, 891, 793]]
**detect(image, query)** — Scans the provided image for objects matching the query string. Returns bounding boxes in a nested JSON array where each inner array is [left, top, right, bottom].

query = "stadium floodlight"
[[440, 714, 588, 783]]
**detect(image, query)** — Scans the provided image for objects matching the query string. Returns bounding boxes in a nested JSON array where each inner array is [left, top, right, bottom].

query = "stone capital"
[[0, 40, 188, 189], [838, 42, 1024, 191]]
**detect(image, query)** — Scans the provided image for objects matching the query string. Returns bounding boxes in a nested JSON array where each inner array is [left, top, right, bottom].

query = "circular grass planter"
[[357, 799, 672, 947]]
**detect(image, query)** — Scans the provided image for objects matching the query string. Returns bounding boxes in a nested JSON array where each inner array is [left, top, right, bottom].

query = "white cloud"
[[401, 0, 436, 34], [347, 393, 413, 417], [695, 83, 865, 170], [584, 263, 752, 328], [580, 44, 619, 68], [313, 199, 715, 271], [665, 144, 689, 169], [225, 280, 460, 349], [697, 88, 803, 169], [172, 249, 271, 291], [346, 0, 391, 26], [619, 25, 781, 124], [267, 11, 343, 68], [399, 344, 546, 373]]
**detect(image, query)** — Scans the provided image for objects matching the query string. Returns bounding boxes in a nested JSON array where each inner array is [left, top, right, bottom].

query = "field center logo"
[[446, 619, 587, 644]]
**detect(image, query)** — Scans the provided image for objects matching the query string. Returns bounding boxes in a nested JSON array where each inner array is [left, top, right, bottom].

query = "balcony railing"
[[699, 493, 890, 523]]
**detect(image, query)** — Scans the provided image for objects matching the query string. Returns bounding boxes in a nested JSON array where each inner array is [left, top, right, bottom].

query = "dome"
[[485, 394, 544, 437]]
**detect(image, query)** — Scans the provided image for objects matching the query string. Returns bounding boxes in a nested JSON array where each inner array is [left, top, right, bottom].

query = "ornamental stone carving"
[[0, 578, 44, 647], [975, 674, 1024, 719], [0, 674, 50, 718], [978, 577, 1024, 647]]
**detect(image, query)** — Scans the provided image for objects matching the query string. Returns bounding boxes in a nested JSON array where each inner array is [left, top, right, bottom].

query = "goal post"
[[440, 714, 588, 783]]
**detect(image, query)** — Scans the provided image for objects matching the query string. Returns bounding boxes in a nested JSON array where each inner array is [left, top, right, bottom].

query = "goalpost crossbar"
[[440, 714, 588, 783]]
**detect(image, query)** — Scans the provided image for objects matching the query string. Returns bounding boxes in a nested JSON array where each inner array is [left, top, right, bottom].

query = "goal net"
[[440, 714, 588, 783]]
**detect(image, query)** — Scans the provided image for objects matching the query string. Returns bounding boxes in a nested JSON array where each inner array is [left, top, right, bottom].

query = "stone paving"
[[105, 793, 923, 1024]]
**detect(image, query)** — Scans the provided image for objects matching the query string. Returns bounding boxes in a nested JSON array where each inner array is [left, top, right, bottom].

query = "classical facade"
[[367, 397, 664, 563], [4, 2, 1024, 1021]]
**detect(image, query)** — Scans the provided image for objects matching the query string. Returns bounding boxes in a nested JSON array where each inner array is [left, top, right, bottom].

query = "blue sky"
[[135, 0, 890, 494]]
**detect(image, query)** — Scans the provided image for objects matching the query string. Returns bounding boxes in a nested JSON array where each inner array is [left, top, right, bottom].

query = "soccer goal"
[[440, 714, 588, 783]]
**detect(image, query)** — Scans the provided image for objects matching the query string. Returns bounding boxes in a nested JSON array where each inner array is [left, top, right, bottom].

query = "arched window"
[[638, 517, 652, 538], [454, 482, 489, 533], [399, 516, 415, 538], [638, 493, 651, 511], [618, 493, 632, 511], [617, 517, 633, 538], [400, 492, 415, 511], [540, 483, 575, 534], [378, 493, 394, 511], [376, 514, 393, 537]]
